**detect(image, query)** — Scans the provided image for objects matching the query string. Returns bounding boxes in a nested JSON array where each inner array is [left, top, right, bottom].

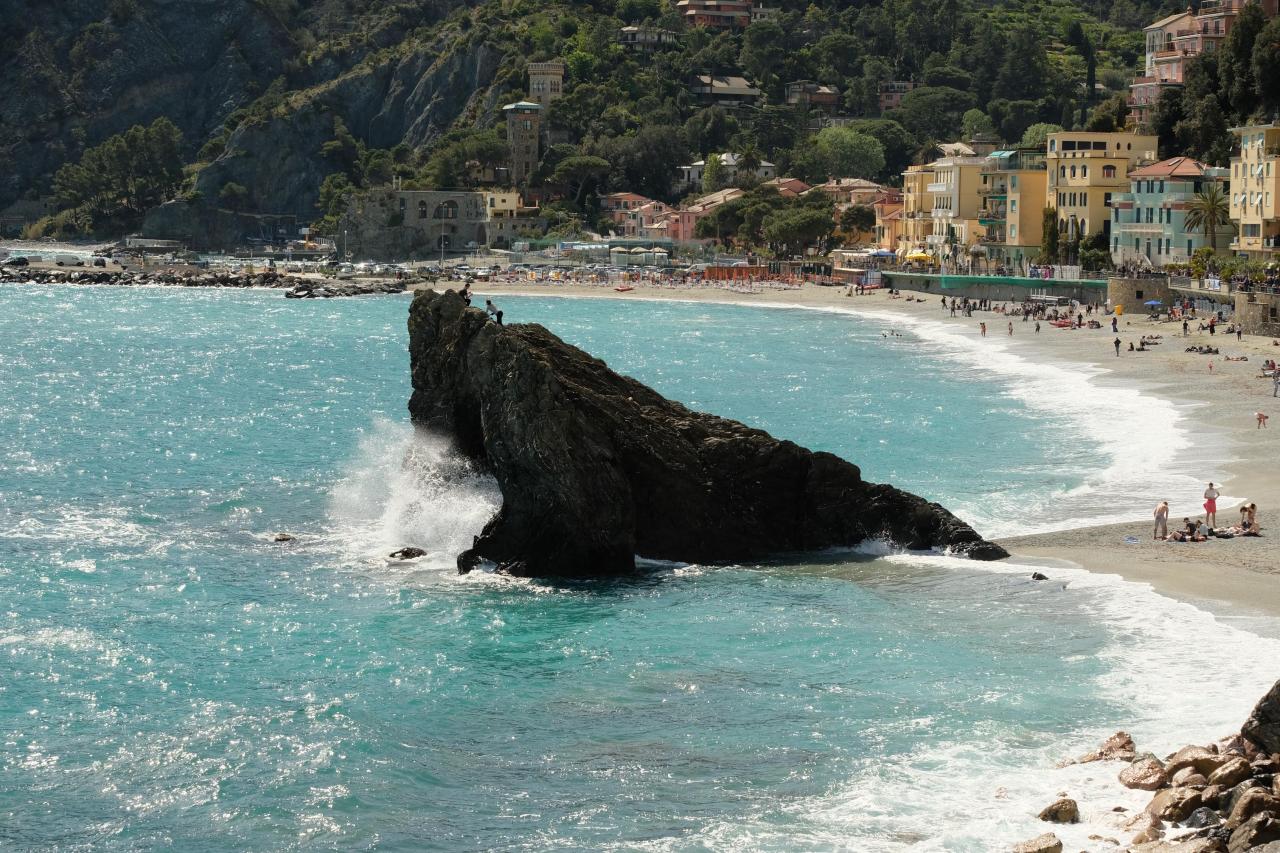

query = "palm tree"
[[1184, 183, 1231, 251], [737, 143, 763, 177]]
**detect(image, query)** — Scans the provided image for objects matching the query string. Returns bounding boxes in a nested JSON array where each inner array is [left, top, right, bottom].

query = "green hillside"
[[2, 0, 1213, 240]]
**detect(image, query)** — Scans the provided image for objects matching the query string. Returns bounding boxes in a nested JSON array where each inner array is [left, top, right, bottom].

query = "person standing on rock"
[[1154, 500, 1169, 540], [485, 299, 504, 326], [1203, 482, 1220, 528]]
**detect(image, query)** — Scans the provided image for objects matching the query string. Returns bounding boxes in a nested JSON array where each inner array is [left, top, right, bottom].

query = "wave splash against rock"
[[407, 289, 1008, 577]]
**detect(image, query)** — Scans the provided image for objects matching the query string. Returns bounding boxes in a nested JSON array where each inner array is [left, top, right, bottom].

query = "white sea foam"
[[744, 300, 1230, 538], [671, 551, 1280, 852], [325, 419, 501, 578]]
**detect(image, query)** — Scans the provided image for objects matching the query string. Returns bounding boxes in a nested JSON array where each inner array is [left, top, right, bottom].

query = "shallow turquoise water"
[[0, 285, 1271, 851]]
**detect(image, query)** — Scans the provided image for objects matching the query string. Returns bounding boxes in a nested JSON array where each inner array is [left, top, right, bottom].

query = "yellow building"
[[899, 164, 935, 253], [926, 153, 986, 255], [978, 148, 1048, 268], [1046, 131, 1158, 246], [1229, 122, 1280, 259]]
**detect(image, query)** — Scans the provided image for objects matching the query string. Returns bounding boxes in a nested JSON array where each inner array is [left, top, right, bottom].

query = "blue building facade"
[[1109, 157, 1230, 267]]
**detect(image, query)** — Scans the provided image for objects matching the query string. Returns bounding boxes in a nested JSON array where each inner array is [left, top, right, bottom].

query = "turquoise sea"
[[0, 284, 1275, 851]]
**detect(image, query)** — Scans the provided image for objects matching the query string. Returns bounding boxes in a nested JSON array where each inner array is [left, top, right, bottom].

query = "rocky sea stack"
[[406, 289, 1008, 577]]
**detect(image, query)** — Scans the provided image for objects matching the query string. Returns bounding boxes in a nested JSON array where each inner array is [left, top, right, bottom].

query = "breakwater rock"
[[0, 266, 407, 297], [1027, 679, 1280, 852], [407, 288, 1008, 577]]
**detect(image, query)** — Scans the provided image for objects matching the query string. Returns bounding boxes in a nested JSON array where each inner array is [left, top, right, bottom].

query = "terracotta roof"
[[1128, 156, 1214, 179]]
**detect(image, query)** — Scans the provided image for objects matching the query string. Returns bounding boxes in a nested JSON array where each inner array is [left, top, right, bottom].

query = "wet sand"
[[445, 278, 1280, 622]]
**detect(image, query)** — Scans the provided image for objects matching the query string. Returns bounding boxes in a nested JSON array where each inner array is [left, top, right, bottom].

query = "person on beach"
[[1203, 482, 1220, 528], [1195, 519, 1211, 541], [979, 322, 987, 337], [1273, 372, 1280, 397], [1238, 326, 1243, 342], [1114, 337, 1121, 356], [1035, 321, 1041, 334], [1258, 411, 1270, 429], [1112, 317, 1118, 333], [1154, 500, 1169, 540], [1007, 321, 1013, 336], [1183, 319, 1190, 336]]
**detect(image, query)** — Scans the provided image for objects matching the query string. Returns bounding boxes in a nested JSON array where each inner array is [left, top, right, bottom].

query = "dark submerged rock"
[[406, 289, 1009, 578]]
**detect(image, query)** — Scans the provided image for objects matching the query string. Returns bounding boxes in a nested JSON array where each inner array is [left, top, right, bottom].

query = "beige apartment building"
[[899, 164, 935, 251], [1046, 131, 1158, 246], [1229, 122, 1280, 258], [978, 148, 1048, 268], [926, 153, 986, 252]]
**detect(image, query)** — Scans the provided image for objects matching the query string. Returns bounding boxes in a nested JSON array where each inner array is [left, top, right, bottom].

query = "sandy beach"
[[455, 278, 1280, 625]]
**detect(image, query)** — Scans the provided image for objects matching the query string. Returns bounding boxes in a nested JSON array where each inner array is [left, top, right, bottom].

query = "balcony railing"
[[926, 182, 949, 193]]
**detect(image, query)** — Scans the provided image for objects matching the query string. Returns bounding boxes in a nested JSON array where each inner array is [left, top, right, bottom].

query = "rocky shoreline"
[[0, 266, 409, 298], [1015, 680, 1280, 852]]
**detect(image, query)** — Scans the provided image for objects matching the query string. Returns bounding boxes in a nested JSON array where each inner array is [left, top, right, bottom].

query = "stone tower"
[[527, 61, 566, 105], [504, 101, 542, 188]]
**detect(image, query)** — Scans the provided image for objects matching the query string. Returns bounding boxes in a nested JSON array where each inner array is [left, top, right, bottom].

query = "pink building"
[[601, 192, 655, 229], [1130, 0, 1280, 129]]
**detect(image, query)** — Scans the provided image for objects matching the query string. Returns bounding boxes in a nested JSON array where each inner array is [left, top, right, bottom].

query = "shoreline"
[[464, 280, 1280, 624]]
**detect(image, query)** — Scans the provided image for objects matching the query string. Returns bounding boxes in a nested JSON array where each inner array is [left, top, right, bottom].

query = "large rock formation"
[[407, 289, 1009, 577]]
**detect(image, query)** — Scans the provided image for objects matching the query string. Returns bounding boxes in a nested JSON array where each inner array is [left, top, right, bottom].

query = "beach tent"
[[905, 252, 931, 262]]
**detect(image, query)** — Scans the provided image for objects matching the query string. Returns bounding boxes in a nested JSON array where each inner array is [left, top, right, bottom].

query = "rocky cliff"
[[1, 0, 496, 236], [407, 289, 1008, 577]]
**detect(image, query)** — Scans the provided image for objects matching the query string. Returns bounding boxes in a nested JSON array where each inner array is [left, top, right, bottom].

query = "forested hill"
[[2, 0, 1181, 238]]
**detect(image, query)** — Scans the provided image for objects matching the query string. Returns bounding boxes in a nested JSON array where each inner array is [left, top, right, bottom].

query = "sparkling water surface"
[[0, 284, 1274, 851]]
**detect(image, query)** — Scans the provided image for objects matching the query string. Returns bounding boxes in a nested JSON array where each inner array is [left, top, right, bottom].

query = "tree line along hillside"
[[9, 0, 1236, 240]]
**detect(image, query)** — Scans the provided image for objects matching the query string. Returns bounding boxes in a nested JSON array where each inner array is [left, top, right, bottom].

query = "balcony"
[[978, 184, 1007, 196], [926, 182, 950, 193]]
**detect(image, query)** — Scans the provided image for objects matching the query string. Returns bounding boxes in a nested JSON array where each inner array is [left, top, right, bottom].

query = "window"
[[1187, 239, 1193, 255], [1158, 181, 1165, 193], [1104, 165, 1116, 179], [1071, 166, 1077, 178], [1082, 166, 1088, 178], [1059, 166, 1066, 178], [1010, 199, 1017, 211], [1010, 224, 1017, 238], [1081, 193, 1087, 205], [418, 200, 428, 219], [1146, 208, 1153, 223]]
